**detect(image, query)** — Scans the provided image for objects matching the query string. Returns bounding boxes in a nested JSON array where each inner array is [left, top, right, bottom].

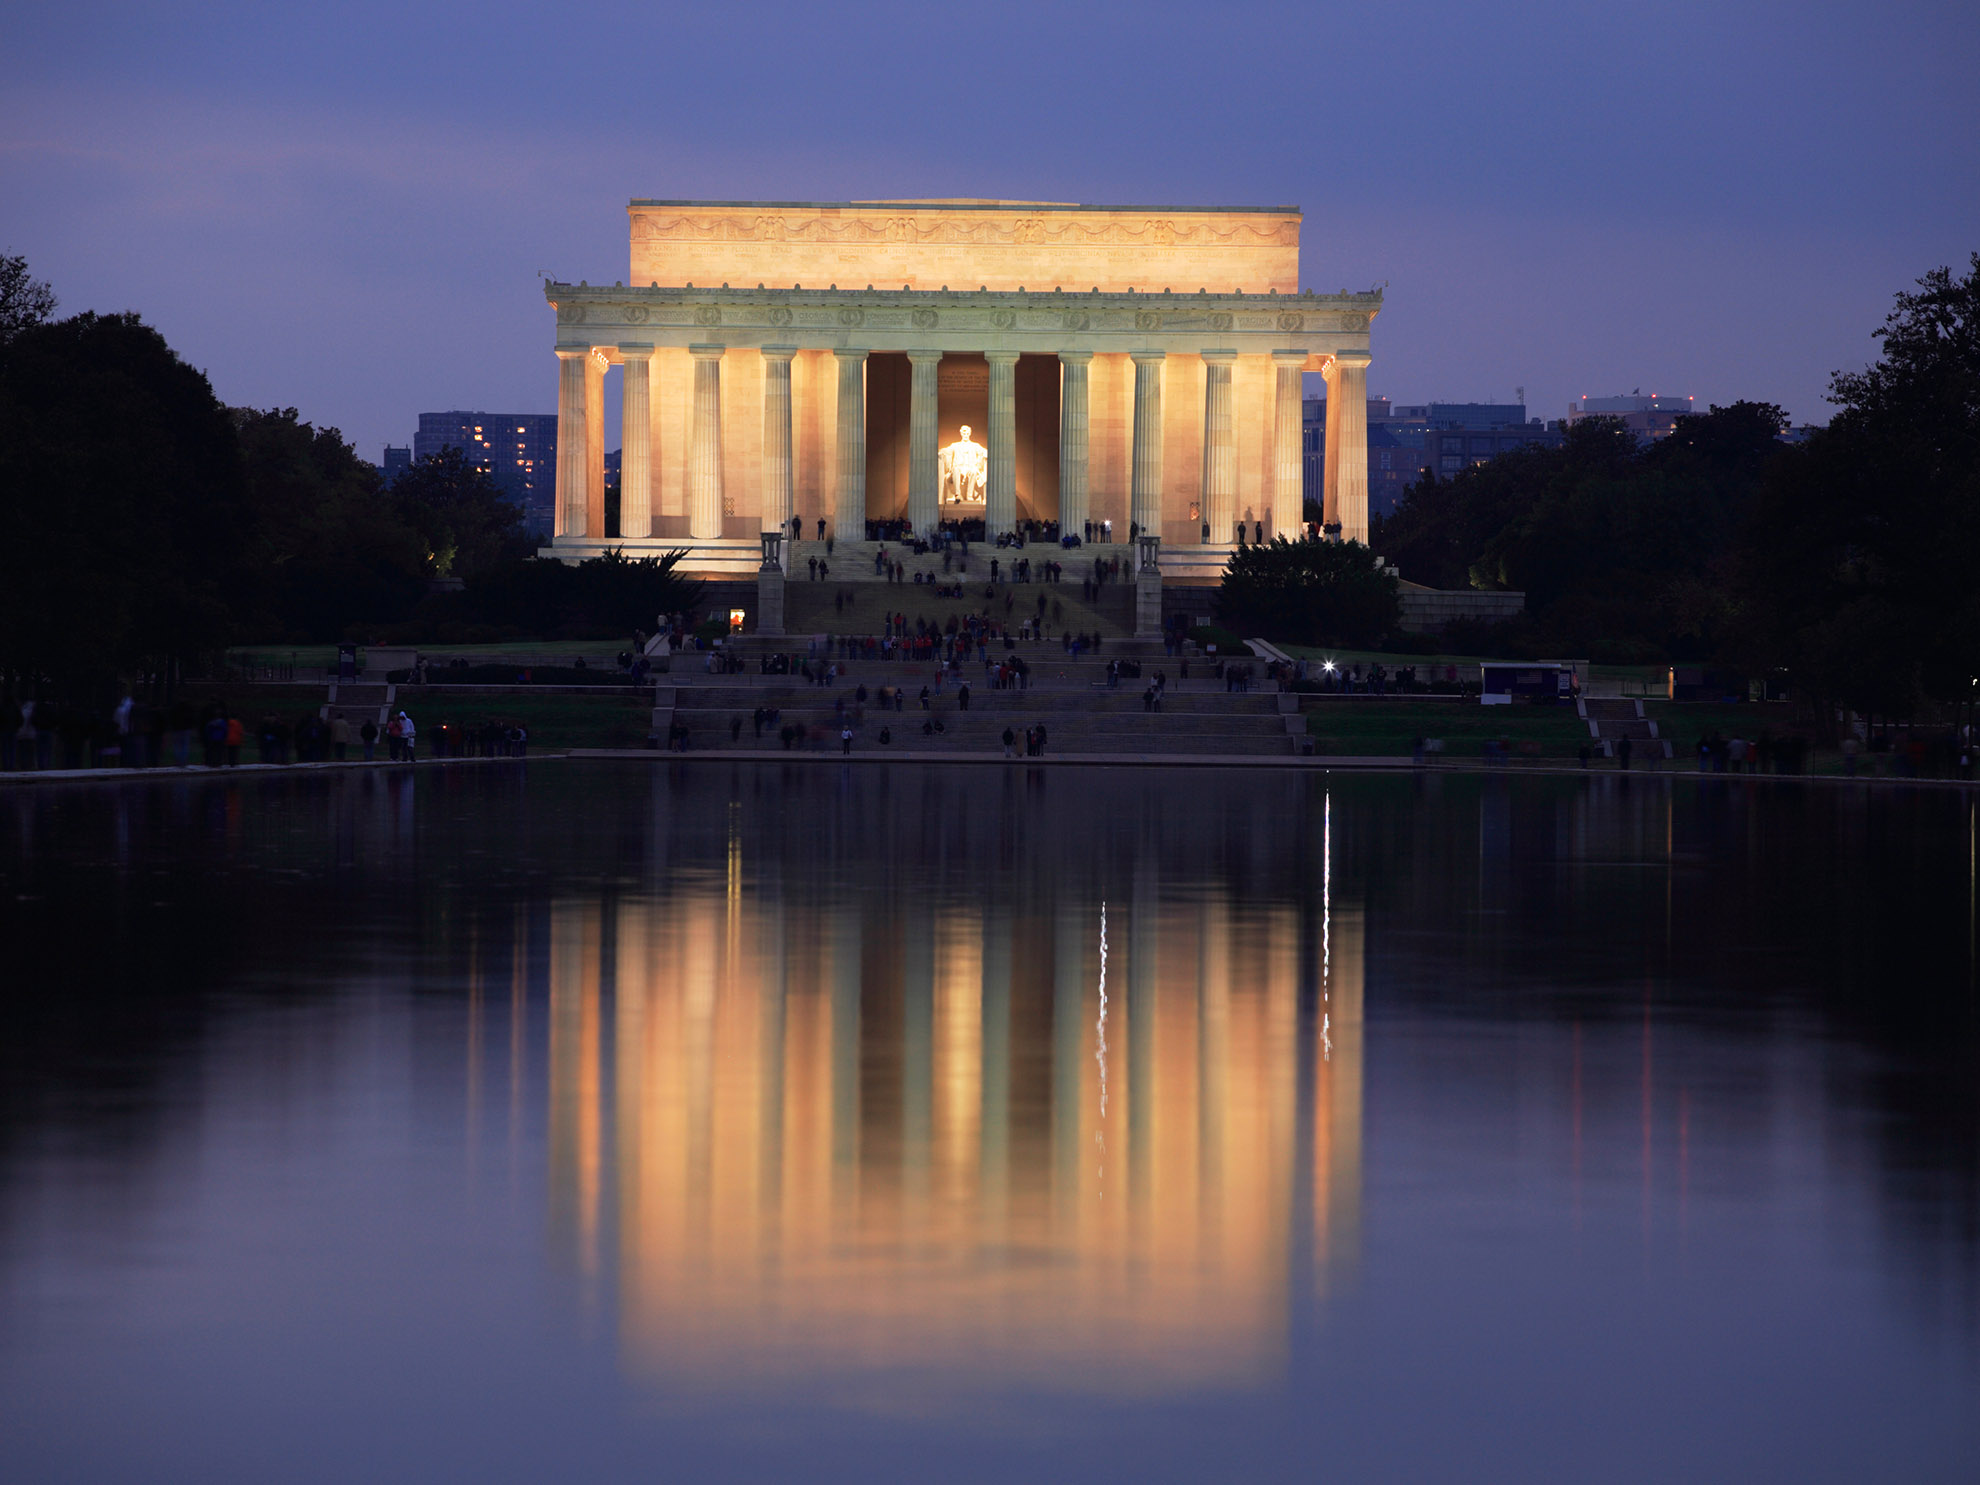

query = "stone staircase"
[[780, 573, 1139, 642], [320, 682, 395, 729], [1580, 697, 1673, 759], [784, 537, 1136, 587], [656, 662, 1294, 756]]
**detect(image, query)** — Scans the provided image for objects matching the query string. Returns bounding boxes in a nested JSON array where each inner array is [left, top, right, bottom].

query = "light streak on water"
[[1095, 901, 1109, 1191]]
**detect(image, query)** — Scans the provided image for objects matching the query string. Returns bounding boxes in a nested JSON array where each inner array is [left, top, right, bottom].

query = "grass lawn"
[[1303, 699, 1594, 758]]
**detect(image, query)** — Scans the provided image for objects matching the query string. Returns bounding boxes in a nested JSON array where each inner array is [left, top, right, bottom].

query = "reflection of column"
[[908, 351, 942, 536], [1058, 351, 1092, 541], [1322, 351, 1372, 544], [986, 350, 1019, 536], [1127, 848, 1157, 1220], [903, 913, 933, 1207], [979, 901, 1012, 1231], [547, 900, 603, 1275], [555, 347, 590, 537], [1272, 351, 1306, 536], [689, 345, 725, 540], [1051, 899, 1085, 1208], [834, 348, 868, 538], [619, 345, 653, 539], [829, 905, 861, 1204], [1200, 350, 1236, 541], [1316, 903, 1365, 1279], [1130, 351, 1165, 542], [760, 347, 795, 553], [933, 911, 982, 1216]]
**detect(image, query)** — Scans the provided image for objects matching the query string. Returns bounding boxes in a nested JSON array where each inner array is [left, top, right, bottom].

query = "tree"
[[1216, 537, 1401, 647], [389, 447, 533, 582], [1732, 254, 1980, 710], [0, 312, 250, 689], [235, 409, 428, 640], [0, 253, 56, 346], [456, 548, 702, 640], [1371, 405, 1787, 662]]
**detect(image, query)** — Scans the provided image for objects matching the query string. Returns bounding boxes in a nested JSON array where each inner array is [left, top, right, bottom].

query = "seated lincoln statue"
[[939, 425, 988, 505]]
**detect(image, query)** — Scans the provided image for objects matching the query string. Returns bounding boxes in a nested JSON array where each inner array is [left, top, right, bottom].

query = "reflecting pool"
[[1, 763, 1976, 1480]]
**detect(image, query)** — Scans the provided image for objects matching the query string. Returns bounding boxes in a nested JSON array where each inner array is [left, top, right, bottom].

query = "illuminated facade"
[[542, 199, 1382, 574]]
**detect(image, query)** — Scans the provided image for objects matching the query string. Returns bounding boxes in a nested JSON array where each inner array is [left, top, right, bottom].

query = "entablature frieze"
[[543, 282, 1379, 364]]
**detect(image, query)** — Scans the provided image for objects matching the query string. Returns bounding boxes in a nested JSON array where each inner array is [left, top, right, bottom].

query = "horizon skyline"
[[5, 1, 1974, 461]]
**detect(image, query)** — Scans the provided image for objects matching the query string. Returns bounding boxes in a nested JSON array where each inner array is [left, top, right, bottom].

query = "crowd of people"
[[0, 693, 529, 771]]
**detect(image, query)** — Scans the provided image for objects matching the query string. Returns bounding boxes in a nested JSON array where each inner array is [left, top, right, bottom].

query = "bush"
[[1216, 537, 1401, 647]]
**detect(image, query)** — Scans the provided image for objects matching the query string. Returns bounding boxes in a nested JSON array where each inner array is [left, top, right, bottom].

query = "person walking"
[[840, 725, 853, 755], [330, 715, 351, 762], [398, 712, 417, 762], [1002, 726, 1016, 759], [360, 717, 378, 761]]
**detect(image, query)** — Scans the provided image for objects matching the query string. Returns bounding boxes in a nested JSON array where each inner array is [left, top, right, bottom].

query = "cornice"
[[542, 281, 1382, 338]]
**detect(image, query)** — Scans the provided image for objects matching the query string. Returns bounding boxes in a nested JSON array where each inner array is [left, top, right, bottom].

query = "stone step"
[[670, 689, 1281, 715]]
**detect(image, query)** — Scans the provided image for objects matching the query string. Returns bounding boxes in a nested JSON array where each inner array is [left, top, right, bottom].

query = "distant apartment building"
[[1305, 399, 1560, 521], [409, 411, 558, 533], [1565, 393, 1695, 442], [381, 445, 412, 481]]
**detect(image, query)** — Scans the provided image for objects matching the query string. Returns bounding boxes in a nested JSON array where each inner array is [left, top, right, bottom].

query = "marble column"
[[760, 347, 795, 559], [688, 345, 725, 541], [618, 344, 653, 539], [1200, 349, 1236, 542], [584, 351, 606, 542], [1130, 350, 1165, 554], [833, 349, 868, 539], [1058, 351, 1092, 541], [1321, 359, 1343, 530], [1323, 351, 1373, 545], [907, 351, 942, 536], [985, 350, 1019, 536], [554, 347, 589, 538], [1272, 351, 1306, 538]]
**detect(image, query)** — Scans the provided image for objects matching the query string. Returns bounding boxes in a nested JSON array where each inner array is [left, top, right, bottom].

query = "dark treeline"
[[1366, 254, 1980, 718], [0, 258, 698, 698]]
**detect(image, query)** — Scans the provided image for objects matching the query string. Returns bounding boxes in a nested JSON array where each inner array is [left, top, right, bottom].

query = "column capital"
[[1130, 349, 1167, 364], [555, 344, 591, 360], [833, 346, 870, 362], [689, 343, 726, 360], [617, 342, 654, 361], [984, 348, 1021, 365], [1328, 349, 1374, 371], [1271, 348, 1311, 365], [906, 349, 944, 365], [1200, 348, 1238, 366], [760, 344, 797, 362], [1057, 349, 1094, 365]]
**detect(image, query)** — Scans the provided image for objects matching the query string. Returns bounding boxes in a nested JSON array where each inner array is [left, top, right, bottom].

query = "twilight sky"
[[4, 0, 1976, 461]]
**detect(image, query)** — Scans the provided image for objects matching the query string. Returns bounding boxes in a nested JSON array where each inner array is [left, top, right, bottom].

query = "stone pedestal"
[[756, 567, 786, 636], [1135, 571, 1164, 639], [1134, 534, 1163, 639], [756, 531, 785, 635]]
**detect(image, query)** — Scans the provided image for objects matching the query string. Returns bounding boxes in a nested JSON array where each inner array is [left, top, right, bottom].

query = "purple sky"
[[5, 1, 1976, 461]]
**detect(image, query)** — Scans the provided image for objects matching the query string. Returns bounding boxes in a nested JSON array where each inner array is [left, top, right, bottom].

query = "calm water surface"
[[1, 762, 1976, 1481]]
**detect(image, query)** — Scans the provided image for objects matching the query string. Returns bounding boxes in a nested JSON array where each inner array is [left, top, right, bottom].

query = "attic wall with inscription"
[[628, 202, 1301, 294]]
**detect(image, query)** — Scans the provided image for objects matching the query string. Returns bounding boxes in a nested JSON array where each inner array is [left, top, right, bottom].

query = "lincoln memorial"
[[543, 199, 1380, 576]]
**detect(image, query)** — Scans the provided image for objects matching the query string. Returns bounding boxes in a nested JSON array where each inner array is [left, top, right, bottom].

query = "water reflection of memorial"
[[545, 826, 1362, 1397]]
